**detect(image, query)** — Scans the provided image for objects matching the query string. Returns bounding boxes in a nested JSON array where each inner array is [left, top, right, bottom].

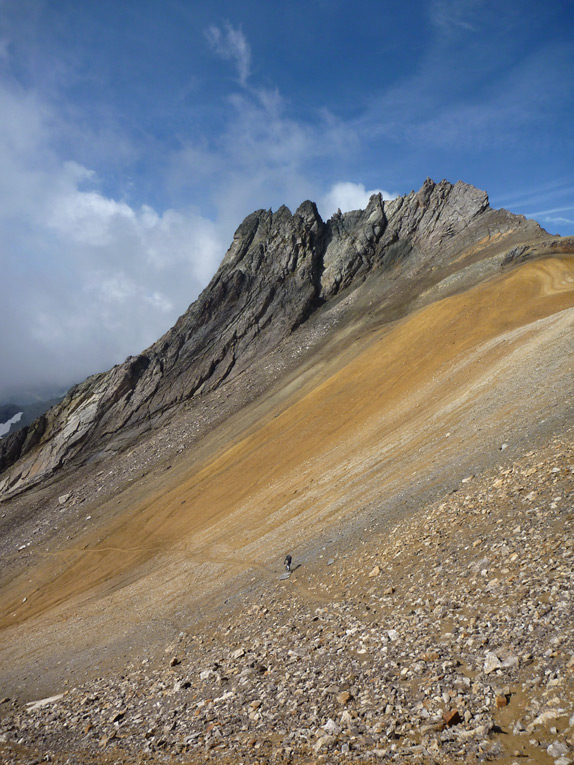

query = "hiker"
[[284, 554, 292, 573]]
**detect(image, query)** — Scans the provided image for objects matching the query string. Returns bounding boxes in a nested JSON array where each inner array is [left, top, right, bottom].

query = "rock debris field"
[[1, 431, 573, 765]]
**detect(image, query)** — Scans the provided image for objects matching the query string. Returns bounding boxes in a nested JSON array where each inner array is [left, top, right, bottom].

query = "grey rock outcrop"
[[0, 179, 548, 496], [320, 179, 491, 296]]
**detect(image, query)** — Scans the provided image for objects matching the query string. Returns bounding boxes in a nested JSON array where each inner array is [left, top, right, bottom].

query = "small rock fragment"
[[484, 652, 502, 674], [547, 741, 569, 759], [443, 709, 461, 727], [323, 718, 341, 735], [314, 734, 334, 752]]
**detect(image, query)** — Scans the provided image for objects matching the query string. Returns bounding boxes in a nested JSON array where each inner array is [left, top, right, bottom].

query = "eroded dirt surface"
[[0, 256, 573, 762], [0, 428, 572, 764]]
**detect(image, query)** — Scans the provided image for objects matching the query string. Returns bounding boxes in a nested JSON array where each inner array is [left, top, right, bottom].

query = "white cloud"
[[526, 205, 574, 217], [169, 84, 361, 229], [46, 188, 135, 247], [0, 79, 226, 400], [320, 182, 397, 219], [543, 216, 574, 226], [205, 23, 251, 86]]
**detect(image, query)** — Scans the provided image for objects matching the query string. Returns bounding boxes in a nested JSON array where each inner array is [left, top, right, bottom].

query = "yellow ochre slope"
[[0, 256, 573, 667]]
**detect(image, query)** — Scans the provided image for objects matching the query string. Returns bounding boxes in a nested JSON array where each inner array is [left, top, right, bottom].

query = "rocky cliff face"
[[0, 179, 547, 496]]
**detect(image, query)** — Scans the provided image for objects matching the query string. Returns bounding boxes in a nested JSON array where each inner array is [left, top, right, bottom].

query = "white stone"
[[322, 718, 341, 735], [529, 710, 558, 729], [26, 694, 65, 711], [484, 652, 502, 674], [547, 741, 569, 758]]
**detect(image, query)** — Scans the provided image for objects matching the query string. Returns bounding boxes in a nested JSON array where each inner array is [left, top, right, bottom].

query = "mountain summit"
[[0, 178, 573, 756], [0, 178, 565, 498]]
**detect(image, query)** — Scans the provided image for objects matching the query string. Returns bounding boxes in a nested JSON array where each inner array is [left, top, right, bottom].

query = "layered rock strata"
[[0, 179, 549, 496]]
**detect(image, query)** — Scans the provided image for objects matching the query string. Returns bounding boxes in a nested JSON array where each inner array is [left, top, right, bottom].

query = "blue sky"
[[0, 0, 572, 401]]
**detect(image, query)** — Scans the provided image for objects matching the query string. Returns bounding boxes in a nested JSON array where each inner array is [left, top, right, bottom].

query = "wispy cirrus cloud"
[[493, 180, 574, 209], [429, 0, 484, 33], [491, 180, 574, 233], [205, 23, 251, 86], [357, 14, 573, 158], [544, 217, 574, 227], [168, 81, 362, 228], [526, 206, 574, 217], [521, 206, 574, 231]]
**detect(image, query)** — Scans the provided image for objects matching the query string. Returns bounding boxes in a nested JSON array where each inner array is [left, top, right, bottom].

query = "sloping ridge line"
[[0, 177, 554, 496]]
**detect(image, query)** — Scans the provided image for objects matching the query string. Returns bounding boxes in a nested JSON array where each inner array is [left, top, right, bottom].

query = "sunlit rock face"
[[0, 178, 554, 496]]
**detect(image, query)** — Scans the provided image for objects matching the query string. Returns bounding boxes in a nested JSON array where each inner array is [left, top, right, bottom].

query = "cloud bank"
[[0, 78, 225, 400]]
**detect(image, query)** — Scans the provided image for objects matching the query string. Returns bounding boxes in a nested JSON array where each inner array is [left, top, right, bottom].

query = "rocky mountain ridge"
[[0, 178, 552, 498], [0, 176, 573, 765]]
